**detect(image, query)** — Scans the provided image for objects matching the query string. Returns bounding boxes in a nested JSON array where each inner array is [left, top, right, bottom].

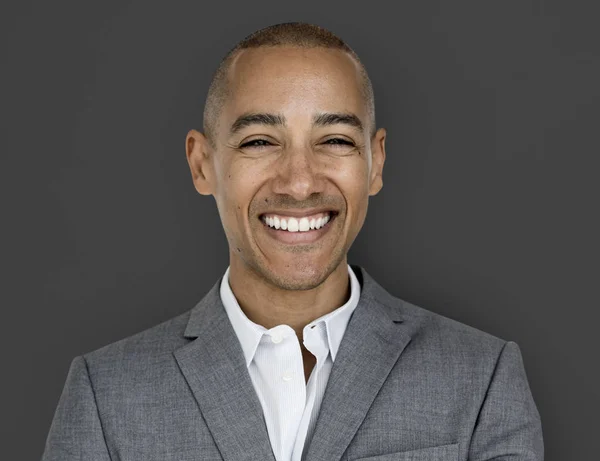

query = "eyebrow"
[[228, 111, 364, 136], [313, 112, 364, 132], [229, 113, 286, 135]]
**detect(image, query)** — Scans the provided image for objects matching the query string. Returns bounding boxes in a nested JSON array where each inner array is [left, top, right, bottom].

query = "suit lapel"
[[303, 267, 413, 461], [173, 280, 276, 461], [173, 267, 413, 461]]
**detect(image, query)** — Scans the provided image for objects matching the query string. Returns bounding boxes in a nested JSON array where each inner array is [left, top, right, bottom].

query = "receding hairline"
[[202, 23, 376, 146]]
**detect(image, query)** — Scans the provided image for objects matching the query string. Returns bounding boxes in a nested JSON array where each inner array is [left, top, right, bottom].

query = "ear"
[[185, 129, 214, 196], [368, 127, 386, 196]]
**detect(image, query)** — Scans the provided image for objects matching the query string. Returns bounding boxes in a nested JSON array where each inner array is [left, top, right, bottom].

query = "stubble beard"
[[246, 242, 348, 292]]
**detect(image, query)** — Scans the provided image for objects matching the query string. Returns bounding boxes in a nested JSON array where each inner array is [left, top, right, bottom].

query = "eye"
[[323, 137, 354, 147], [239, 138, 272, 148]]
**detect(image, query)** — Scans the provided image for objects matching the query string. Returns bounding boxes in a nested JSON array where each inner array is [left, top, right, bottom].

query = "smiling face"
[[186, 46, 385, 291]]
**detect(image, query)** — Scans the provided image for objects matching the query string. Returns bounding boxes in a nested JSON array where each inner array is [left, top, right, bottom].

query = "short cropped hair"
[[202, 22, 376, 147]]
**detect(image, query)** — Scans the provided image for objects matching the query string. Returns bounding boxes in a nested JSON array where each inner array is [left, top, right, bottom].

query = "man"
[[42, 22, 543, 461]]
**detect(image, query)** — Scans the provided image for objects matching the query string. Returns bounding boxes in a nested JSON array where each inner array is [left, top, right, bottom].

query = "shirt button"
[[282, 370, 294, 381], [271, 333, 283, 344]]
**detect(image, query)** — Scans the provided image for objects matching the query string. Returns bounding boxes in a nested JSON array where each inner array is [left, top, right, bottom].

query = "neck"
[[228, 258, 351, 341]]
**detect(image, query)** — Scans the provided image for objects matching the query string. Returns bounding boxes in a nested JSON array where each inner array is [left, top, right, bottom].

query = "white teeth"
[[299, 217, 310, 231], [263, 213, 333, 233], [288, 218, 299, 232]]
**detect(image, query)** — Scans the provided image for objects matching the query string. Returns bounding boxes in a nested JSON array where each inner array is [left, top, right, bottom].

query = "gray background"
[[1, 0, 598, 459]]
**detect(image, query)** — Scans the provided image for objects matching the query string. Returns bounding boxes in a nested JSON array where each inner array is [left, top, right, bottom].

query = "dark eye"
[[240, 139, 272, 148], [324, 138, 354, 146]]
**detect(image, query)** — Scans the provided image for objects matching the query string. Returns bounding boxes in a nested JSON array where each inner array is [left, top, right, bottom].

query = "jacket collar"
[[175, 265, 413, 461], [218, 263, 362, 367]]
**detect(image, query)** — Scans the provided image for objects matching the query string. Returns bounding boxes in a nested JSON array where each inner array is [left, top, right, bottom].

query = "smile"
[[261, 211, 334, 233], [258, 210, 339, 245]]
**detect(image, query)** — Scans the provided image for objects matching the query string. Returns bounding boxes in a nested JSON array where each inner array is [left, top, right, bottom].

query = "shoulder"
[[357, 266, 506, 352], [397, 297, 507, 356], [356, 266, 509, 371], [386, 294, 515, 390], [81, 308, 192, 372]]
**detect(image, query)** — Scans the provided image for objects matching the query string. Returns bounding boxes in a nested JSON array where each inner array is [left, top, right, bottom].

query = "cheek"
[[215, 161, 265, 236], [333, 158, 371, 208], [218, 182, 245, 233], [331, 162, 371, 237]]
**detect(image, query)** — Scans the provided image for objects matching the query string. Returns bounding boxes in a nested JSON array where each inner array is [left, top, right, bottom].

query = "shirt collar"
[[220, 265, 361, 367]]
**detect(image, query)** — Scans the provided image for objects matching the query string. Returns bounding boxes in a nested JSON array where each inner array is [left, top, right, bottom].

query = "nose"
[[272, 146, 324, 201]]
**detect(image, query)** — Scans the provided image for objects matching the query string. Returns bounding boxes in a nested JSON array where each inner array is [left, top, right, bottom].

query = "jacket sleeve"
[[468, 341, 544, 460], [41, 355, 112, 461]]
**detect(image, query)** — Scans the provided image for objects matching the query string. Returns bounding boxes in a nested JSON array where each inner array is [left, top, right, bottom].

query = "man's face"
[[187, 46, 385, 290]]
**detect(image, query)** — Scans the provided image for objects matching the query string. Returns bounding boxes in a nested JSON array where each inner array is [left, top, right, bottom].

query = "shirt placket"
[[256, 325, 307, 461], [292, 321, 329, 461]]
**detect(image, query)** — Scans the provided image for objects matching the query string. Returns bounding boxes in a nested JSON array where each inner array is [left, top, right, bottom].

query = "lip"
[[258, 208, 337, 219], [260, 212, 337, 244]]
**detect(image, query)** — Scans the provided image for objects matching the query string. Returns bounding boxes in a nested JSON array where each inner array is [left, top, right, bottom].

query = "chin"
[[261, 255, 343, 291], [272, 275, 323, 291]]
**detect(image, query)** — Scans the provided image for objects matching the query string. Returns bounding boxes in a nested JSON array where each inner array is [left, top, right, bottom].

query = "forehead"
[[222, 46, 367, 124]]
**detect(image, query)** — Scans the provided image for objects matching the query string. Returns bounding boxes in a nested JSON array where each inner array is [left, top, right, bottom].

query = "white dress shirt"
[[219, 265, 361, 461]]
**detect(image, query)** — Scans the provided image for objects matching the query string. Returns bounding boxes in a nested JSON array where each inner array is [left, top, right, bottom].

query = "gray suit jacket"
[[42, 266, 543, 460]]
